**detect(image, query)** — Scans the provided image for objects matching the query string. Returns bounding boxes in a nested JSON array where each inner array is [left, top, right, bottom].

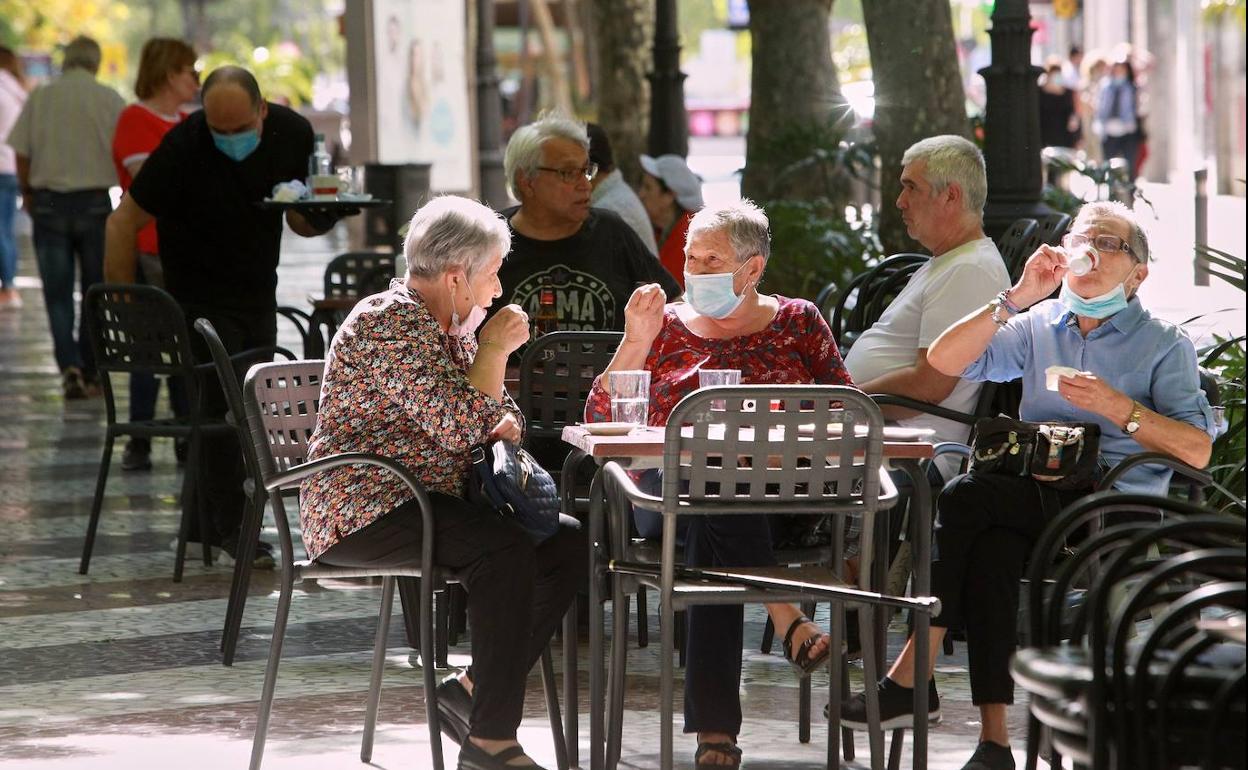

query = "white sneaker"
[[0, 288, 21, 309]]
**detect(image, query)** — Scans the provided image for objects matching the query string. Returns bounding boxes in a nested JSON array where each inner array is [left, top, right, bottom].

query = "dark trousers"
[[129, 253, 189, 426], [29, 189, 109, 376], [682, 513, 777, 735], [319, 492, 586, 739], [930, 473, 1086, 705], [184, 304, 276, 545]]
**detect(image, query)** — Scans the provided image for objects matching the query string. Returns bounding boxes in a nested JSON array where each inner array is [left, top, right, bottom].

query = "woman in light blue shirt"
[[835, 200, 1215, 770]]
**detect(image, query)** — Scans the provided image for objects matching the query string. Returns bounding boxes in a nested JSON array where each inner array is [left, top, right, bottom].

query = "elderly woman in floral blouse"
[[583, 200, 855, 770], [300, 196, 584, 770]]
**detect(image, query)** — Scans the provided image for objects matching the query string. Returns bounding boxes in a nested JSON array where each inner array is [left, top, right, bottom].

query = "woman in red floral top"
[[584, 201, 855, 770], [300, 196, 583, 770]]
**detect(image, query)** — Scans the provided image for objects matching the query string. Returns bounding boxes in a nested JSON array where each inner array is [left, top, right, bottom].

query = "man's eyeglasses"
[[536, 163, 598, 184], [1061, 232, 1137, 260]]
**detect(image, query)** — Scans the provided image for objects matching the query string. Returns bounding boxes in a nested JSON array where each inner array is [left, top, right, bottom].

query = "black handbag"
[[969, 415, 1102, 491], [468, 440, 572, 543]]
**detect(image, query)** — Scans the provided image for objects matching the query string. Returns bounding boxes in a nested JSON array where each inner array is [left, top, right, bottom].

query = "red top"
[[112, 104, 185, 255], [657, 209, 694, 290], [584, 296, 854, 427]]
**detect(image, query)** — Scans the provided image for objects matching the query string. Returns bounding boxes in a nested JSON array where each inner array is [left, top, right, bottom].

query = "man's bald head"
[[201, 65, 266, 135]]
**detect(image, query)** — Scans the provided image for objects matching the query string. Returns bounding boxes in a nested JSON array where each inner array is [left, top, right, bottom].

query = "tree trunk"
[[863, 0, 971, 254], [741, 0, 846, 202], [590, 0, 653, 186], [527, 0, 574, 115]]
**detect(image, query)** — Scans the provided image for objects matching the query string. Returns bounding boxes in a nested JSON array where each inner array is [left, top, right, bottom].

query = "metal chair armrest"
[[1098, 452, 1213, 490], [869, 393, 978, 425], [600, 461, 663, 509]]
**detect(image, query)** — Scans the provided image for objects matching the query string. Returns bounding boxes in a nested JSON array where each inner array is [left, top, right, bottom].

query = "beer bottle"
[[534, 276, 559, 338]]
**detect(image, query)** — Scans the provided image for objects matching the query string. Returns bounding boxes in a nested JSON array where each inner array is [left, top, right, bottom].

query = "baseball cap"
[[639, 154, 704, 211]]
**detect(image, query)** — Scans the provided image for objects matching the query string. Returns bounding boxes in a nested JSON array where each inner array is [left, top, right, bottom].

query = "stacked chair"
[[1011, 491, 1246, 770]]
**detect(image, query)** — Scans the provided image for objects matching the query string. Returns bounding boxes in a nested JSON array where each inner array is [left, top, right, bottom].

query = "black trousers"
[[318, 492, 586, 740], [682, 513, 777, 736], [930, 473, 1087, 705], [184, 304, 276, 546]]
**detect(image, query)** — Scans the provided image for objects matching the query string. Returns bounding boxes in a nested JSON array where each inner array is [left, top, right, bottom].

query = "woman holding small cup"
[[583, 200, 854, 770]]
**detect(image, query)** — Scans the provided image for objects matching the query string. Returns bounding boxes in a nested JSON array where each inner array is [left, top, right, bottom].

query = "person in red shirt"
[[638, 153, 703, 290], [110, 38, 199, 472]]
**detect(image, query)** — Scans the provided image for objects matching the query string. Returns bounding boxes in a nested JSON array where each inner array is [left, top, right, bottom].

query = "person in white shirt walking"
[[0, 46, 29, 309]]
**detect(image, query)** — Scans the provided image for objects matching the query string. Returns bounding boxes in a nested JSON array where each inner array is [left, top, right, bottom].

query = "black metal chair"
[[304, 251, 398, 357], [241, 360, 569, 770], [828, 253, 929, 351], [80, 284, 283, 581], [597, 385, 913, 770], [997, 218, 1042, 282], [1035, 212, 1073, 248]]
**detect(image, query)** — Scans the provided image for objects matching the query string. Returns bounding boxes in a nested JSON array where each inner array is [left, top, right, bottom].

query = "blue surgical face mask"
[[1059, 274, 1132, 319], [211, 128, 261, 162], [684, 261, 750, 319]]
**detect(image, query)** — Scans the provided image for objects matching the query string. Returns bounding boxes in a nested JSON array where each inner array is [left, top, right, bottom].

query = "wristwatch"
[[1123, 401, 1144, 435]]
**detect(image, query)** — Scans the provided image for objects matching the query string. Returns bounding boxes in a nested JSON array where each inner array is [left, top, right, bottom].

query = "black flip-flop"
[[457, 741, 548, 770], [782, 614, 830, 676]]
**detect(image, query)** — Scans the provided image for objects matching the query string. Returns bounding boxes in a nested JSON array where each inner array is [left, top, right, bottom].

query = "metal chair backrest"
[[998, 218, 1041, 282], [243, 360, 327, 479], [85, 283, 198, 378], [518, 331, 622, 440], [323, 251, 397, 299], [1036, 212, 1072, 247], [830, 253, 928, 349], [661, 385, 885, 515]]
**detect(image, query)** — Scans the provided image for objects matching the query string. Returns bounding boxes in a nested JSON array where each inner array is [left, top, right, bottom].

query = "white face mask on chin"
[[448, 277, 487, 337]]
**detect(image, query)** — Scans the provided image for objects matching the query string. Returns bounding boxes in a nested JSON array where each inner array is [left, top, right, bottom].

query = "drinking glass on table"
[[608, 370, 651, 427], [698, 368, 741, 411]]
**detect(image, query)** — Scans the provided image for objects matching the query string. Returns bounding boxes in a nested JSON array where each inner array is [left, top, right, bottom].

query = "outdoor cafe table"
[[561, 422, 937, 770]]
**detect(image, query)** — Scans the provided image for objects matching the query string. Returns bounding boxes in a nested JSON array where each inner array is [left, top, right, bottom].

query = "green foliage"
[[1195, 249, 1247, 512], [1042, 152, 1155, 213], [200, 38, 317, 107], [751, 118, 883, 300]]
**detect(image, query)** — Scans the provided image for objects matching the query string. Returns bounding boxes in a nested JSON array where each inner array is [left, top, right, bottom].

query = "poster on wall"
[[372, 0, 471, 191]]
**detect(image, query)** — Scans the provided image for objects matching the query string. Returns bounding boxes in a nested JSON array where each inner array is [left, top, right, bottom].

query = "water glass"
[[699, 368, 741, 411], [608, 370, 651, 426]]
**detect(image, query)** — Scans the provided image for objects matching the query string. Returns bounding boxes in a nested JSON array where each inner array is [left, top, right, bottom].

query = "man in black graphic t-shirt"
[[495, 114, 679, 333]]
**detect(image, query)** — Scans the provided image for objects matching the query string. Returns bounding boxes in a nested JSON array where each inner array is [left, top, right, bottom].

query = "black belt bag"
[[969, 415, 1102, 491]]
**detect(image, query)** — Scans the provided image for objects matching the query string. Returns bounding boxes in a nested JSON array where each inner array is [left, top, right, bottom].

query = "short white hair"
[[403, 196, 512, 279], [503, 112, 589, 198], [685, 199, 771, 265], [1074, 200, 1150, 263], [902, 135, 987, 217]]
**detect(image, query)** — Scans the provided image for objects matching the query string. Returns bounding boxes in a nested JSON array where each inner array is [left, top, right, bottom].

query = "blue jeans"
[[0, 174, 17, 288], [30, 189, 110, 376]]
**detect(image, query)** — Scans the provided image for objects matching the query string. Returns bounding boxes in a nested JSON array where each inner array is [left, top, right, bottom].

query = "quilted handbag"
[[468, 439, 565, 543], [969, 415, 1102, 491]]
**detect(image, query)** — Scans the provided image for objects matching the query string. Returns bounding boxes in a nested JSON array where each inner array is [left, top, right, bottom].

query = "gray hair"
[[503, 112, 589, 198], [1074, 200, 1150, 263], [685, 199, 772, 264], [63, 36, 102, 73], [403, 196, 512, 279], [901, 134, 987, 217]]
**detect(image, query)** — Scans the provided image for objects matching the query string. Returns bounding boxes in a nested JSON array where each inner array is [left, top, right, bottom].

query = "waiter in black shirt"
[[103, 66, 340, 565]]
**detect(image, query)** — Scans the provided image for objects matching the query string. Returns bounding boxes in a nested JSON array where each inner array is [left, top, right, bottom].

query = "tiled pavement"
[[0, 223, 1035, 769]]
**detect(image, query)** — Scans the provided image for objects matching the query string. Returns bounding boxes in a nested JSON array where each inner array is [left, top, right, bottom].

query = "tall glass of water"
[[699, 368, 741, 411], [608, 370, 651, 427]]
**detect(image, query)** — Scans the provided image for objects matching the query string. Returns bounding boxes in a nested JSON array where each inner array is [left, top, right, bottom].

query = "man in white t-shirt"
[[844, 135, 1010, 454]]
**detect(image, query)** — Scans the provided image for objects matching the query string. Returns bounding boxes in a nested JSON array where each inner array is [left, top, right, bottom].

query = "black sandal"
[[694, 740, 742, 769], [457, 741, 548, 770], [782, 614, 830, 676]]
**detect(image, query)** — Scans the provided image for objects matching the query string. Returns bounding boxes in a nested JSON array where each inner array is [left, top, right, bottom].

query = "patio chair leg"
[[760, 615, 775, 654], [80, 432, 117, 574], [362, 576, 396, 764], [249, 568, 295, 770], [859, 603, 886, 770], [173, 432, 203, 583], [395, 577, 423, 652], [1024, 712, 1043, 770], [435, 587, 450, 667], [887, 728, 905, 770], [842, 657, 855, 761], [221, 492, 264, 664], [799, 674, 811, 743], [561, 605, 579, 769], [539, 647, 569, 770], [189, 431, 213, 568], [635, 588, 648, 647], [606, 573, 630, 769]]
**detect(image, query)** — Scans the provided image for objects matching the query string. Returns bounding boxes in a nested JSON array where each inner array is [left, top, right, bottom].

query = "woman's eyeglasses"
[[535, 163, 598, 184], [1061, 232, 1137, 260]]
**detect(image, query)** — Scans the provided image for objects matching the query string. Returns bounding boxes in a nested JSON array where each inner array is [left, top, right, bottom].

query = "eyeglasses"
[[1061, 232, 1137, 260], [535, 163, 598, 184]]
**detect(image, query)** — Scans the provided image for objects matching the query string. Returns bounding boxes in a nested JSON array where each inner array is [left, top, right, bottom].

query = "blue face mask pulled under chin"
[[211, 129, 261, 162], [684, 262, 749, 319], [1059, 277, 1130, 319]]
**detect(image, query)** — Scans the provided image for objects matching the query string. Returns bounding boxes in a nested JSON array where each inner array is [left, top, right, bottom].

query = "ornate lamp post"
[[980, 0, 1053, 237], [647, 0, 688, 156], [477, 0, 508, 208]]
